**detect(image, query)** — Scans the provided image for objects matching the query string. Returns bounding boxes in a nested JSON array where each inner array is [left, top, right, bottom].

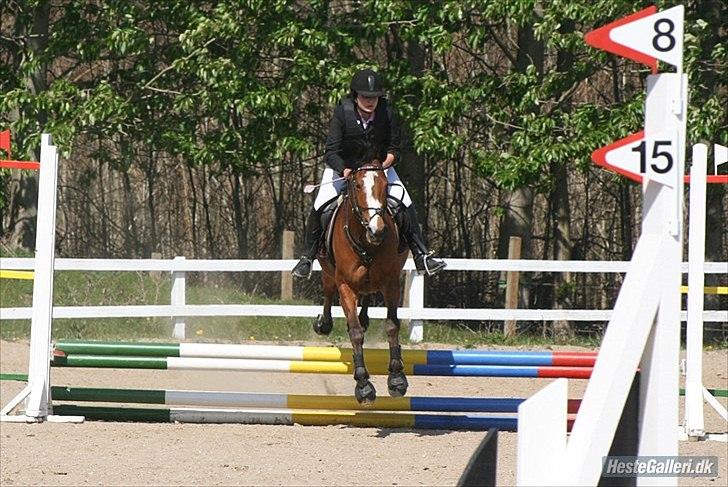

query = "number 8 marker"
[[585, 5, 684, 73], [610, 5, 684, 72]]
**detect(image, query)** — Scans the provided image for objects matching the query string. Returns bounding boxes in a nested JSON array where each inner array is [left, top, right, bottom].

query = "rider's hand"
[[343, 168, 353, 178], [382, 153, 395, 169]]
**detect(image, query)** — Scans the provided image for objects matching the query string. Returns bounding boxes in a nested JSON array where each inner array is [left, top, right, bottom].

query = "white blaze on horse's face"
[[363, 170, 386, 239]]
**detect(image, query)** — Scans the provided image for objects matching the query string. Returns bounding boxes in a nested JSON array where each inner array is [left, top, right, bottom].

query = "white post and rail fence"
[[2, 257, 725, 342]]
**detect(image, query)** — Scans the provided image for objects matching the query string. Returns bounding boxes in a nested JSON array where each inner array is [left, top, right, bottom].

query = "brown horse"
[[313, 160, 409, 403]]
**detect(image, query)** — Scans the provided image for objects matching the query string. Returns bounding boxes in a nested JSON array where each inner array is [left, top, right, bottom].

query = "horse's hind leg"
[[313, 272, 335, 335], [382, 281, 408, 397], [339, 282, 375, 404]]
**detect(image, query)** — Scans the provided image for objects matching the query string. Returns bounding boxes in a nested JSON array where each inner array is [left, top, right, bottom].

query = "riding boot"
[[292, 208, 323, 279], [401, 205, 446, 276]]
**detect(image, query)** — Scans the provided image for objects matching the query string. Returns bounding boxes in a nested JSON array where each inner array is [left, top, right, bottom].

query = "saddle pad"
[[322, 195, 345, 265]]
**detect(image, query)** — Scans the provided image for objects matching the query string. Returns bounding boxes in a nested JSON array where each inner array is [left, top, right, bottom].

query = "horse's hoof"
[[355, 380, 376, 404], [313, 314, 333, 336], [387, 372, 408, 397]]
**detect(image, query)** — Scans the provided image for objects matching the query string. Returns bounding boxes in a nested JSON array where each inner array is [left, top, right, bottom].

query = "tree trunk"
[[4, 1, 49, 250], [496, 22, 543, 310], [231, 173, 248, 259], [551, 160, 574, 341], [122, 170, 139, 257], [497, 186, 534, 309], [551, 19, 575, 341], [402, 40, 427, 216], [184, 165, 199, 258], [145, 149, 158, 257]]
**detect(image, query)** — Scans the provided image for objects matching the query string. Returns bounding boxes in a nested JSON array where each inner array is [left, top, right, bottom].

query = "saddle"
[[317, 195, 407, 266]]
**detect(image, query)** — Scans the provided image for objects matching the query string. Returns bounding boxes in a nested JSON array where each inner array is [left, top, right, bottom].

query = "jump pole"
[[53, 340, 598, 367], [52, 404, 524, 430], [50, 386, 583, 413], [51, 354, 595, 379]]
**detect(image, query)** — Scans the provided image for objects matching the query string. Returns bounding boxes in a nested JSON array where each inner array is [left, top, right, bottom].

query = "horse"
[[312, 160, 409, 404]]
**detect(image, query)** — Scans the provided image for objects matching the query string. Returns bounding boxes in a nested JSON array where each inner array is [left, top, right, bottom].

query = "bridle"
[[346, 164, 386, 229], [342, 163, 388, 265]]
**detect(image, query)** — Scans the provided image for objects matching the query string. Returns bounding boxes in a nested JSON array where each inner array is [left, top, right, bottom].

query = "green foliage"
[[0, 0, 728, 188], [1, 0, 724, 217]]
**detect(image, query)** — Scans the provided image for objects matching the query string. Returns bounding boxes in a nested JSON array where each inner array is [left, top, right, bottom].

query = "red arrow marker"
[[592, 131, 645, 183], [585, 6, 658, 73]]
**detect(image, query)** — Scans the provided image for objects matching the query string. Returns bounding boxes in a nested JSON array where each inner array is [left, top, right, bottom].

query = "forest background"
[[1, 0, 725, 340]]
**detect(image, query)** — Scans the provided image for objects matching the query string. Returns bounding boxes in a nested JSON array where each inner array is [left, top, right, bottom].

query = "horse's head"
[[348, 160, 388, 246]]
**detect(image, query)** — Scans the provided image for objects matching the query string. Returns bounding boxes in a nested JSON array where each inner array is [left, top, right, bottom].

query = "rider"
[[292, 68, 447, 279]]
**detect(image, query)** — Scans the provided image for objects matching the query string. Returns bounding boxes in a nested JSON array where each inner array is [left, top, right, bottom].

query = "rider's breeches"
[[312, 166, 413, 211]]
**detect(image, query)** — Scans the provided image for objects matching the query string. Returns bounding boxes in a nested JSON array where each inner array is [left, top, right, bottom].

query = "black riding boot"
[[400, 206, 446, 276], [292, 208, 323, 279]]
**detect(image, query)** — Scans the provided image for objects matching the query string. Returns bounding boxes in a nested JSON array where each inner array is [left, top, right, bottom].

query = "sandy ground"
[[1, 340, 726, 486]]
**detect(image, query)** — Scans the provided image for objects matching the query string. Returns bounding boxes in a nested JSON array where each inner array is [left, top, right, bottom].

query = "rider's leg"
[[385, 167, 446, 276], [292, 207, 323, 279], [293, 167, 344, 279], [400, 204, 446, 276]]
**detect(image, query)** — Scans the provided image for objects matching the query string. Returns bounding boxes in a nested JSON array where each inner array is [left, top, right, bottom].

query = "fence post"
[[407, 267, 424, 343], [281, 230, 294, 301], [171, 256, 186, 340], [504, 236, 521, 338]]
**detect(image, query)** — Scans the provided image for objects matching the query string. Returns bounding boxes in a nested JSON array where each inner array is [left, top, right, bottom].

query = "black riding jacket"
[[324, 96, 402, 174]]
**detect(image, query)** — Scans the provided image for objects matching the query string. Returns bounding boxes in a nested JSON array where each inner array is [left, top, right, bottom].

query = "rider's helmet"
[[350, 69, 385, 97]]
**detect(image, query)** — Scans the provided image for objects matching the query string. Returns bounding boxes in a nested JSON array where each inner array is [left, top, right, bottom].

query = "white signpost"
[[518, 5, 688, 485]]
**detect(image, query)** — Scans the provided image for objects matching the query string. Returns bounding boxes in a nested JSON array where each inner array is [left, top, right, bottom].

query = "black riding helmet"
[[350, 69, 385, 97]]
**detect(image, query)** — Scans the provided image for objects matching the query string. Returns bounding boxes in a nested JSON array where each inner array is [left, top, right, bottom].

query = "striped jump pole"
[[53, 340, 598, 367], [50, 386, 583, 414], [52, 404, 524, 430], [51, 354, 594, 379]]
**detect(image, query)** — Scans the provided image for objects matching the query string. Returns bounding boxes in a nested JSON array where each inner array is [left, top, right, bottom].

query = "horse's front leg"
[[339, 282, 375, 404], [313, 271, 335, 335], [382, 280, 408, 397], [358, 294, 370, 332]]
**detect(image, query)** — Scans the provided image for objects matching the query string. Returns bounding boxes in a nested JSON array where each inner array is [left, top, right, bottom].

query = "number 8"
[[652, 19, 676, 52]]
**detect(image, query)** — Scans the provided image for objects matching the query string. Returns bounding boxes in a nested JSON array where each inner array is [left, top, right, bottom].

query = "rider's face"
[[356, 95, 379, 114]]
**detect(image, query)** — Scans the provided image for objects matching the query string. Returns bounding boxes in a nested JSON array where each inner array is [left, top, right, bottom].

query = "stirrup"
[[291, 257, 313, 279], [415, 251, 446, 276]]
